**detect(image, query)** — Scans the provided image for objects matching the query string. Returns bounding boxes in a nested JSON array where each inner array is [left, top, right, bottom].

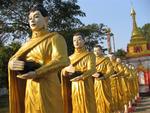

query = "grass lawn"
[[0, 95, 9, 113]]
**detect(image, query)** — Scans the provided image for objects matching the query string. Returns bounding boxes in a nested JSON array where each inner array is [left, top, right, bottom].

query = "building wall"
[[125, 56, 150, 69], [124, 56, 150, 93]]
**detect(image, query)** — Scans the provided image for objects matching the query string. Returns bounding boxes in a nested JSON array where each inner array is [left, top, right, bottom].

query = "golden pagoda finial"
[[130, 8, 143, 39], [131, 8, 136, 16]]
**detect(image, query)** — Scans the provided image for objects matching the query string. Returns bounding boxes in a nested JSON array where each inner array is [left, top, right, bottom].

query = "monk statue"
[[61, 32, 97, 113], [109, 54, 124, 113], [116, 58, 130, 113], [8, 4, 69, 113], [92, 45, 114, 113]]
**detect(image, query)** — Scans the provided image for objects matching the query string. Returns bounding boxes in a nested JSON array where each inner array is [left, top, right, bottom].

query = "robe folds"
[[8, 31, 70, 113], [110, 61, 124, 112], [62, 48, 97, 113], [94, 56, 113, 113]]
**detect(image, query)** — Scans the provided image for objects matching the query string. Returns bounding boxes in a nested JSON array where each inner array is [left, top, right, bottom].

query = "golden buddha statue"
[[92, 45, 113, 113], [8, 4, 69, 113], [116, 58, 132, 113], [131, 65, 140, 103], [127, 64, 137, 112], [62, 32, 97, 113], [109, 55, 124, 113]]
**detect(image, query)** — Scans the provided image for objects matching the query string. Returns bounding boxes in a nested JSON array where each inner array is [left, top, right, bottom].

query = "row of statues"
[[8, 4, 140, 113]]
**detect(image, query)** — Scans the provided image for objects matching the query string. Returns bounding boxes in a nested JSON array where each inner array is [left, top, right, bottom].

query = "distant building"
[[125, 8, 150, 93]]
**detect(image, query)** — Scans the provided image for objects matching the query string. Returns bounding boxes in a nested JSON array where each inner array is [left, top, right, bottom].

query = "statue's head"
[[108, 54, 115, 61], [116, 58, 121, 63], [73, 32, 85, 49], [128, 64, 132, 69], [93, 45, 103, 57], [28, 4, 48, 31]]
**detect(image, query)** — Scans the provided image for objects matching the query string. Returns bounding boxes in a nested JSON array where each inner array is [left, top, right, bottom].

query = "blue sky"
[[77, 0, 150, 51]]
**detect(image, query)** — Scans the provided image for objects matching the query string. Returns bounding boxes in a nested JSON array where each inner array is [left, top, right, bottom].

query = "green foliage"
[[0, 0, 109, 87], [47, 0, 86, 31], [0, 0, 85, 43], [60, 23, 108, 55], [139, 23, 150, 41], [0, 41, 21, 87], [114, 49, 127, 58], [75, 23, 107, 51]]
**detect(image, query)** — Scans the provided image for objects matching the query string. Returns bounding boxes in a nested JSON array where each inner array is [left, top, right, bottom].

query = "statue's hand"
[[98, 76, 105, 80], [62, 65, 75, 76], [9, 59, 24, 71], [92, 73, 100, 78], [62, 68, 73, 76], [70, 76, 83, 82], [111, 74, 118, 78], [17, 71, 36, 79]]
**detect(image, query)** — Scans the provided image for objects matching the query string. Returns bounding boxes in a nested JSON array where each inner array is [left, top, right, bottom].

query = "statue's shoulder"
[[88, 52, 95, 57], [105, 56, 110, 60], [100, 56, 109, 61], [102, 56, 111, 64], [50, 32, 63, 37], [49, 32, 65, 42]]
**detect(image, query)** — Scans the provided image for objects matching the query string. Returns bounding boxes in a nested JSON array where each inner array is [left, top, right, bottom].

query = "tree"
[[75, 23, 108, 51], [61, 23, 109, 55], [0, 0, 109, 54], [139, 23, 150, 41], [114, 49, 127, 59], [0, 0, 85, 44], [0, 41, 21, 88], [0, 0, 110, 88], [0, 0, 86, 87]]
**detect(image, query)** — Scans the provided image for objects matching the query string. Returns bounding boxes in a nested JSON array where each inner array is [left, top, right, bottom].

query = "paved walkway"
[[134, 96, 150, 113], [0, 95, 150, 113]]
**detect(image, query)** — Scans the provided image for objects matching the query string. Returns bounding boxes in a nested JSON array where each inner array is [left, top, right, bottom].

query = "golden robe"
[[62, 47, 97, 113], [123, 65, 132, 101], [110, 61, 124, 111], [130, 68, 139, 98], [133, 70, 139, 95], [125, 68, 136, 100], [119, 64, 130, 105], [8, 30, 70, 113], [94, 56, 113, 113]]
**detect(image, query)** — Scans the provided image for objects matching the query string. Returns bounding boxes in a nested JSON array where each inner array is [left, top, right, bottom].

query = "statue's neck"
[[32, 29, 49, 38], [74, 46, 87, 54]]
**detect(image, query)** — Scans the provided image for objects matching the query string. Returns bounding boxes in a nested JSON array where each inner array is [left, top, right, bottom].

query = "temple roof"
[[126, 8, 150, 58]]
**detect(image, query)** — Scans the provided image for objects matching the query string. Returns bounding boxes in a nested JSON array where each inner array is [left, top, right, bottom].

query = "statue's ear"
[[44, 17, 48, 29]]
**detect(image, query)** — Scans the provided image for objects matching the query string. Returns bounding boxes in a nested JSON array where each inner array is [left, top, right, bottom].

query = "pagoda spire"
[[130, 8, 143, 39]]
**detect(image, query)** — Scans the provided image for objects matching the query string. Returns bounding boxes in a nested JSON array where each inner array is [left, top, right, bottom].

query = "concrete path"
[[0, 95, 150, 113], [134, 96, 150, 113]]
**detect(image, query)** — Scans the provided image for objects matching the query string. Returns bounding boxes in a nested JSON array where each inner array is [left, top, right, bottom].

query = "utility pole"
[[112, 35, 116, 53], [106, 28, 112, 54]]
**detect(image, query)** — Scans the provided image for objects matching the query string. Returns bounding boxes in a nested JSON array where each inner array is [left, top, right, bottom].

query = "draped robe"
[[110, 61, 124, 111], [62, 48, 97, 113], [8, 30, 69, 113], [94, 56, 113, 113]]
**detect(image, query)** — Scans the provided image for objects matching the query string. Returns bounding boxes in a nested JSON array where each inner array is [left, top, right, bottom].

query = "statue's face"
[[132, 66, 135, 70], [94, 47, 102, 57], [73, 35, 85, 49], [116, 58, 121, 63], [29, 11, 46, 31], [109, 55, 115, 61]]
